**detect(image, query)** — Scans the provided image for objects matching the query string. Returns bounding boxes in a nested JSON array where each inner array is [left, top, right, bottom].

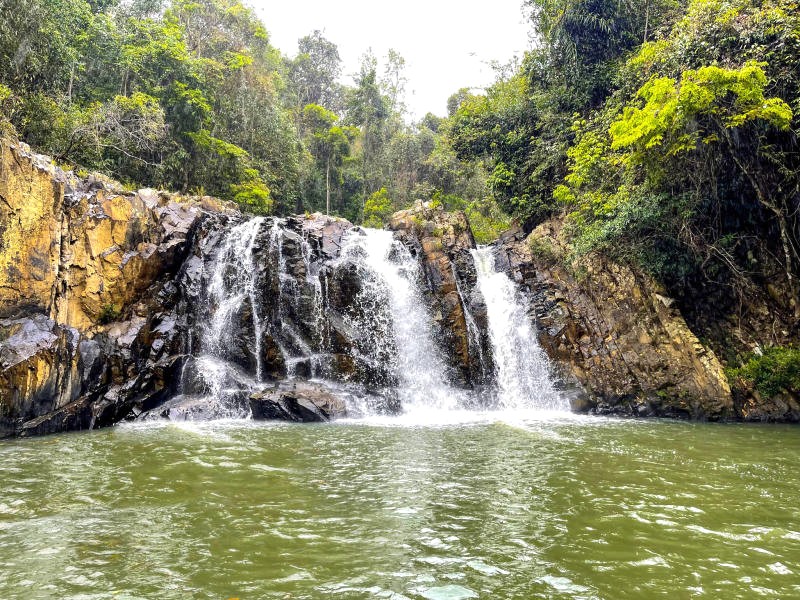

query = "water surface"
[[1, 415, 799, 599]]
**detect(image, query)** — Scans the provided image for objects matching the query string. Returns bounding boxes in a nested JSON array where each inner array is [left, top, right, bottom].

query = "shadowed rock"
[[249, 381, 348, 422]]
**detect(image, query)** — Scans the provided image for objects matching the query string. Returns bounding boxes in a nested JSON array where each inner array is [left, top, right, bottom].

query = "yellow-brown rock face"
[[0, 140, 66, 317], [0, 139, 235, 331], [495, 218, 734, 419]]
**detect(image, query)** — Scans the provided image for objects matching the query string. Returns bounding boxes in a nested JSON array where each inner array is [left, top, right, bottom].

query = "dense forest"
[[0, 0, 503, 238], [1, 0, 798, 335]]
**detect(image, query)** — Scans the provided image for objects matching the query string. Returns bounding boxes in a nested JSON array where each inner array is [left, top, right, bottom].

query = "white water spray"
[[339, 228, 465, 413], [472, 246, 566, 411], [198, 217, 266, 415]]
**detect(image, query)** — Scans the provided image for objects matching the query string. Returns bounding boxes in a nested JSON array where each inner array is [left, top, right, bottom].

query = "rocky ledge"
[[0, 138, 797, 437]]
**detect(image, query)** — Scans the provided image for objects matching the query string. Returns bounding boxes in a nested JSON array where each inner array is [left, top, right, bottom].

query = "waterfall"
[[195, 216, 266, 416], [170, 216, 567, 422], [339, 228, 465, 412], [471, 246, 566, 411]]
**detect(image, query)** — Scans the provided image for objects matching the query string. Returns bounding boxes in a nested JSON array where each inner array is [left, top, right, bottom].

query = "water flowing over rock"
[[472, 247, 565, 411], [388, 204, 493, 390], [3, 139, 796, 436], [493, 219, 735, 420], [0, 143, 565, 437], [336, 227, 465, 412]]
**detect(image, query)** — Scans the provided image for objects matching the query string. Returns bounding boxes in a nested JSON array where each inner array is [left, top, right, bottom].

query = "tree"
[[346, 52, 391, 213], [363, 187, 393, 228], [553, 0, 800, 317], [288, 31, 343, 111], [301, 104, 354, 215], [380, 49, 407, 115]]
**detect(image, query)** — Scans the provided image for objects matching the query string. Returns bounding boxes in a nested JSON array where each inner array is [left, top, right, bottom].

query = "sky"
[[250, 0, 532, 120]]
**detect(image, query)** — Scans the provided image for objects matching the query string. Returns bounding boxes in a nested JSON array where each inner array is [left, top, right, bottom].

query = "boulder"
[[249, 381, 348, 422]]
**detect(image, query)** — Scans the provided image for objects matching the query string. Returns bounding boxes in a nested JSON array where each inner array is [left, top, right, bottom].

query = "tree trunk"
[[67, 63, 75, 101], [325, 157, 331, 216], [725, 129, 800, 317]]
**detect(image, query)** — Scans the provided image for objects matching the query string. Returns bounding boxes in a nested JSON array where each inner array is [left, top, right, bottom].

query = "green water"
[[1, 415, 799, 599]]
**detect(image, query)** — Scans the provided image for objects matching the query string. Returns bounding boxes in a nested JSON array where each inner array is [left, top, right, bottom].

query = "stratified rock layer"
[[493, 220, 734, 419]]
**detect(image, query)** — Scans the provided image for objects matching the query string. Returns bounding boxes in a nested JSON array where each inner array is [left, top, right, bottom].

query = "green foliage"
[[287, 30, 343, 111], [555, 0, 800, 289], [445, 0, 686, 229], [609, 63, 792, 156], [231, 176, 272, 214], [527, 235, 560, 264], [0, 83, 17, 136], [465, 197, 513, 245], [0, 0, 523, 229], [728, 346, 800, 397], [97, 302, 121, 324], [0, 0, 302, 214], [362, 187, 393, 228]]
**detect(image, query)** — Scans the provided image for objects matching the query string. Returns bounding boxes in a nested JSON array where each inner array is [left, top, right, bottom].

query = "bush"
[[465, 196, 512, 245], [727, 346, 800, 397], [362, 187, 393, 228], [97, 303, 121, 325]]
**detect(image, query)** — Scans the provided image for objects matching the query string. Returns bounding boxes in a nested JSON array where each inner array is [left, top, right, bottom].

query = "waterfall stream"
[[472, 246, 566, 411], [194, 217, 266, 417], [338, 228, 467, 413], [179, 217, 566, 420]]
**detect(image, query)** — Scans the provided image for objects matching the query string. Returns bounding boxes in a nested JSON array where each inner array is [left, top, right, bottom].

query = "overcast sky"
[[250, 0, 532, 119]]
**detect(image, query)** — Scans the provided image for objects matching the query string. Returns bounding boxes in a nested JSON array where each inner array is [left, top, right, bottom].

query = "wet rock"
[[249, 381, 348, 422], [0, 315, 82, 437], [732, 383, 800, 423], [18, 397, 94, 437], [139, 393, 251, 422]]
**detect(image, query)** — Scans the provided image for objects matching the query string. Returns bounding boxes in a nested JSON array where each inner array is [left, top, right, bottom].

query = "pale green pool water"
[[1, 415, 799, 599]]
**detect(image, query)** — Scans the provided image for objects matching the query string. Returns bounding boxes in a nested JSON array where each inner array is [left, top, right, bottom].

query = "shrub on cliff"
[[728, 346, 800, 397]]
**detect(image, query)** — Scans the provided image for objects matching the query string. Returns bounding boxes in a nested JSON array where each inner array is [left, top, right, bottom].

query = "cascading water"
[[173, 215, 566, 422], [471, 246, 567, 411], [195, 216, 266, 416], [338, 228, 466, 413]]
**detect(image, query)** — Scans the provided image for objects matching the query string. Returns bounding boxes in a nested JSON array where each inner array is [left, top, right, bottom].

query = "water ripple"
[[1, 420, 799, 598]]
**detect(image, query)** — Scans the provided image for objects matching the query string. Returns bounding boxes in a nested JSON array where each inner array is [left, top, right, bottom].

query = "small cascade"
[[267, 219, 329, 378], [195, 216, 266, 416], [339, 228, 465, 412], [471, 246, 566, 411]]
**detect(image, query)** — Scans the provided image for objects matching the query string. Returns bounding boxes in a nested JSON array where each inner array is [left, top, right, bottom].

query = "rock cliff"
[[493, 219, 736, 419], [0, 139, 796, 436], [0, 139, 239, 436]]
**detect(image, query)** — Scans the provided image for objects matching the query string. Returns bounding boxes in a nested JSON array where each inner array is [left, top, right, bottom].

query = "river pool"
[[1, 413, 799, 599]]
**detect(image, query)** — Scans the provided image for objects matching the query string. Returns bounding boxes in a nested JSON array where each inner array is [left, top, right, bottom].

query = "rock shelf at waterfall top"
[[0, 139, 794, 438]]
